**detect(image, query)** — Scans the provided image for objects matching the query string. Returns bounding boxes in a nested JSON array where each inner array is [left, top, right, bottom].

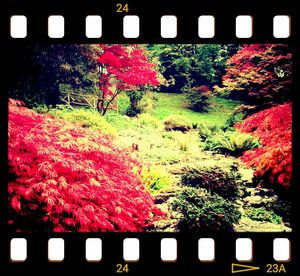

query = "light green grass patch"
[[152, 93, 241, 127]]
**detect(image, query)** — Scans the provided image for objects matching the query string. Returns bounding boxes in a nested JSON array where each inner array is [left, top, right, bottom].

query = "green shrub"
[[172, 187, 241, 231], [185, 85, 211, 112], [142, 166, 172, 193], [204, 131, 259, 157], [125, 91, 143, 117], [125, 106, 141, 117], [138, 114, 161, 128], [55, 104, 74, 111], [266, 198, 291, 223], [244, 207, 282, 224], [49, 107, 117, 136], [163, 115, 192, 132], [33, 104, 52, 114], [181, 165, 241, 199]]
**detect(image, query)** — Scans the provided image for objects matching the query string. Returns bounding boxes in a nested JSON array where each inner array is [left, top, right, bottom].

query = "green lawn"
[[48, 92, 241, 132], [151, 93, 241, 127]]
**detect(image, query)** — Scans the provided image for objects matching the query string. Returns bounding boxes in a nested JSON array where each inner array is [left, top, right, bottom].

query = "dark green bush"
[[125, 90, 143, 117], [185, 85, 211, 112], [125, 105, 141, 117], [33, 104, 52, 114], [266, 198, 291, 223], [172, 187, 241, 231], [163, 115, 192, 132], [244, 207, 282, 224], [181, 165, 241, 199]]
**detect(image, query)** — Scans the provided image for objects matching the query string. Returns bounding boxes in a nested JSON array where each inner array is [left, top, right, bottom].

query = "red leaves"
[[97, 51, 122, 68], [226, 45, 292, 188], [8, 100, 163, 232], [236, 103, 292, 188], [221, 44, 292, 104], [11, 197, 21, 212], [97, 44, 160, 93]]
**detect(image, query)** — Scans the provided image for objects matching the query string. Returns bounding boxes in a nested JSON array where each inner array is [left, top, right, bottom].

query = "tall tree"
[[217, 44, 292, 106], [147, 44, 237, 92], [8, 44, 101, 106], [96, 44, 160, 115]]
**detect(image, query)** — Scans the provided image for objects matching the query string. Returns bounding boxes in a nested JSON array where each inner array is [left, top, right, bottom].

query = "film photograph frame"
[[1, 0, 299, 275]]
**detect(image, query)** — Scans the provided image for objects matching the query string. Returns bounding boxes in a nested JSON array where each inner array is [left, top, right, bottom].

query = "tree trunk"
[[130, 96, 138, 109], [99, 90, 121, 116]]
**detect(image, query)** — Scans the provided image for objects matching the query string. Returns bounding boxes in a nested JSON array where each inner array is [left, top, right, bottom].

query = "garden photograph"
[[8, 44, 292, 232]]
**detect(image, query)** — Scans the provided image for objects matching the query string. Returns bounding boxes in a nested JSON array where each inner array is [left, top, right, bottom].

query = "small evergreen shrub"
[[266, 198, 291, 223], [181, 165, 241, 199], [244, 207, 282, 224], [125, 106, 141, 117], [172, 187, 241, 231], [185, 85, 211, 112]]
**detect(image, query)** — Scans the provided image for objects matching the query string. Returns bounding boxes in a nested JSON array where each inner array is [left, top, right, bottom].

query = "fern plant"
[[172, 131, 190, 151], [204, 131, 259, 157]]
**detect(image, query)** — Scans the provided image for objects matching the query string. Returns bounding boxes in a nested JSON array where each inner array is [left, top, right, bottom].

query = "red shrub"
[[236, 103, 292, 188], [8, 99, 163, 232], [220, 44, 292, 105]]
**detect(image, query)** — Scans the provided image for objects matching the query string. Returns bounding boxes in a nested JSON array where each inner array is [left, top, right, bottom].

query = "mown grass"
[[66, 92, 241, 131], [151, 93, 241, 127]]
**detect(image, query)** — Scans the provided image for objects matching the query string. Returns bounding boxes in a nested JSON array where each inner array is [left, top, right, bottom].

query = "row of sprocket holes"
[[10, 15, 291, 38], [10, 237, 290, 262]]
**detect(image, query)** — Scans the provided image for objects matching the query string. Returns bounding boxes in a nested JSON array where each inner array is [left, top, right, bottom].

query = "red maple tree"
[[96, 44, 160, 115], [219, 44, 292, 106], [8, 99, 163, 232], [236, 103, 292, 189]]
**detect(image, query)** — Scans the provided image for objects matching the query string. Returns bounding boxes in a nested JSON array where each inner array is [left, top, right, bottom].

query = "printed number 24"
[[116, 263, 129, 273], [116, 3, 129, 13]]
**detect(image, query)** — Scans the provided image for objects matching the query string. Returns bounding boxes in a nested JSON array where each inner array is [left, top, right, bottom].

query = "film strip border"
[[9, 15, 291, 39], [9, 237, 290, 263]]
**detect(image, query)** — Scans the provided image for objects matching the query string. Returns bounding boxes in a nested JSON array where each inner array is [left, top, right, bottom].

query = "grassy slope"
[[105, 92, 241, 131], [151, 93, 241, 127]]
